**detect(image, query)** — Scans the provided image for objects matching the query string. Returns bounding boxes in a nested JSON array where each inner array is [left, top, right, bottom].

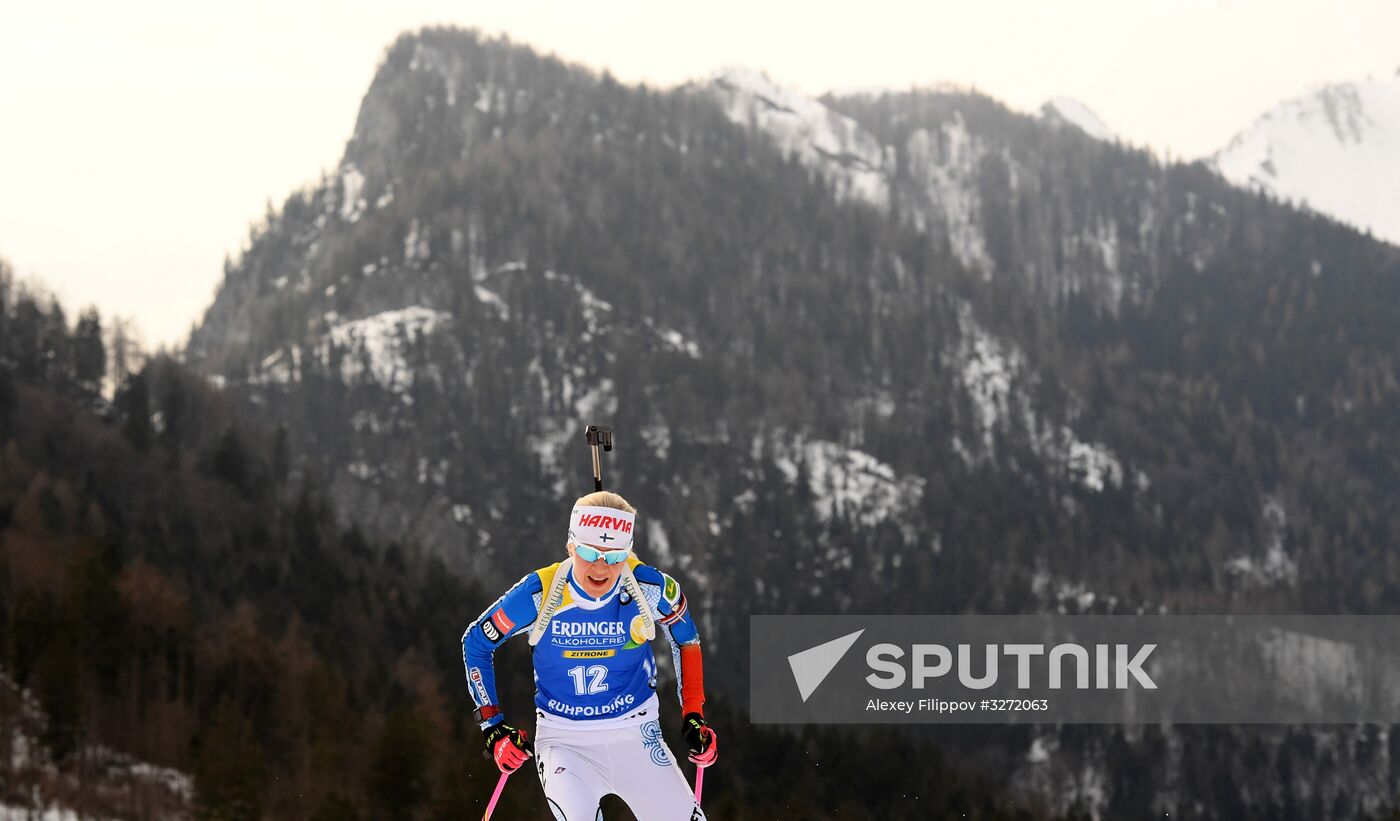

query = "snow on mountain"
[[1212, 76, 1400, 245], [325, 306, 449, 392], [1224, 495, 1297, 590], [339, 163, 367, 223], [706, 69, 1130, 495], [1040, 96, 1114, 142], [705, 69, 1001, 275], [902, 113, 997, 274], [252, 306, 450, 396], [952, 303, 1126, 494], [771, 436, 925, 534], [703, 71, 1125, 286], [707, 66, 891, 207]]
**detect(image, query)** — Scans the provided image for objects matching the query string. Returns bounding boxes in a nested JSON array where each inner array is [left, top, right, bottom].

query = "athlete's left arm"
[[636, 565, 705, 717]]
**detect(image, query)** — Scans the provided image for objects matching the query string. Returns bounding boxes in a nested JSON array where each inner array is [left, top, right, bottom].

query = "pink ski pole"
[[694, 766, 705, 804], [482, 771, 510, 820]]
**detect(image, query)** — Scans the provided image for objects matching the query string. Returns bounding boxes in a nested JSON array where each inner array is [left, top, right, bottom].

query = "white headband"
[[569, 505, 635, 550]]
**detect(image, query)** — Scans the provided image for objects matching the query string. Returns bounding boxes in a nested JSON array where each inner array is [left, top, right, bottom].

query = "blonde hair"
[[573, 490, 636, 515]]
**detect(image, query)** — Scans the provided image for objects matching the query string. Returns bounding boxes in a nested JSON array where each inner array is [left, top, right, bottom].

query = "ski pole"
[[694, 766, 705, 805], [482, 771, 510, 820]]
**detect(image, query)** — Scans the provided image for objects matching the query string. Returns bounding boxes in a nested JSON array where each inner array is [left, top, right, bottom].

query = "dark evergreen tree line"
[[0, 264, 1038, 818]]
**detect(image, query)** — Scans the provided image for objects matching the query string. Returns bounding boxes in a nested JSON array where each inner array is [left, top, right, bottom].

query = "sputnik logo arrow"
[[787, 629, 865, 702]]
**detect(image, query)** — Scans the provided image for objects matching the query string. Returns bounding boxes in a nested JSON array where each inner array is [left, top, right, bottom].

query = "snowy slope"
[[770, 437, 926, 532], [1040, 97, 1114, 142], [1211, 75, 1400, 245], [707, 66, 891, 207], [253, 306, 451, 397]]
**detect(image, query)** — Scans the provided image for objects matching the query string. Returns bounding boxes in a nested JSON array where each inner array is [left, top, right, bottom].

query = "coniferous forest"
[[0, 262, 1038, 819]]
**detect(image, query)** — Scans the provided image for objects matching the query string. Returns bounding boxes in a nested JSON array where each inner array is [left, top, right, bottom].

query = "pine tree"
[[0, 259, 11, 363], [106, 316, 139, 393], [120, 370, 153, 451], [212, 427, 251, 495], [369, 705, 433, 820], [11, 296, 43, 381], [195, 697, 268, 820], [40, 297, 70, 387], [73, 307, 105, 397], [159, 368, 189, 452], [0, 365, 15, 434], [32, 628, 82, 759], [271, 425, 290, 487]]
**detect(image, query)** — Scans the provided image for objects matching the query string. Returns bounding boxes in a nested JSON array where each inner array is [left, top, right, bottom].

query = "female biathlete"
[[462, 491, 717, 820]]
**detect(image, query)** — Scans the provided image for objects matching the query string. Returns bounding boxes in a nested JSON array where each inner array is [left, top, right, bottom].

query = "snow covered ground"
[[1, 669, 191, 820]]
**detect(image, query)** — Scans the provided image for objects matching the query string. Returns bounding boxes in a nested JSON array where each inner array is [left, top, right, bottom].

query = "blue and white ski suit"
[[463, 558, 706, 820]]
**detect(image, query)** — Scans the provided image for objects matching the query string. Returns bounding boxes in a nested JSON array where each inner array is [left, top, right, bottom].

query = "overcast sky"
[[2, 0, 1397, 346]]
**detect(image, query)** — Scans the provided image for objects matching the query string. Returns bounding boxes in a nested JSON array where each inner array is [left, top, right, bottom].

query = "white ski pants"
[[534, 699, 705, 821]]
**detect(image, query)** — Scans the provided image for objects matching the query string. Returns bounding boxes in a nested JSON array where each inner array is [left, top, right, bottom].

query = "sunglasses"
[[573, 543, 631, 565]]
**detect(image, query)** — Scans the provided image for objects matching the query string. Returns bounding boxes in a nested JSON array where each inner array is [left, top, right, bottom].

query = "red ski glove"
[[484, 723, 533, 774]]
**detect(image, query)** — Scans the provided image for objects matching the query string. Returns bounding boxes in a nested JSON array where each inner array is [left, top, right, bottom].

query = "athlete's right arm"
[[462, 572, 542, 730]]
